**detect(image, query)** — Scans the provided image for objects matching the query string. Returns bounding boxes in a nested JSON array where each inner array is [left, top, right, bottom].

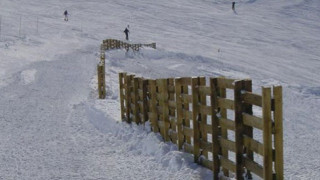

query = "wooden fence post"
[[191, 77, 200, 163], [97, 64, 106, 99], [133, 77, 140, 124], [175, 78, 184, 150], [234, 80, 245, 180], [243, 79, 253, 179], [159, 79, 170, 141], [210, 78, 220, 180], [262, 87, 273, 179], [142, 79, 148, 124], [149, 80, 159, 132], [218, 78, 229, 176], [274, 86, 283, 180], [119, 73, 125, 121]]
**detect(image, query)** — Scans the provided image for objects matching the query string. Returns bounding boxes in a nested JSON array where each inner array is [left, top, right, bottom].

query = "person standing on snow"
[[124, 25, 129, 41], [64, 10, 69, 21]]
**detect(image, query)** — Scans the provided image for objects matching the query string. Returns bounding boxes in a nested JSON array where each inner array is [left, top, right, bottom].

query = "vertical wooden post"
[[219, 78, 229, 176], [142, 79, 148, 124], [234, 80, 245, 180], [183, 83, 191, 144], [159, 79, 170, 141], [262, 87, 273, 180], [97, 64, 106, 99], [119, 73, 125, 121], [149, 80, 159, 132], [243, 80, 253, 179], [175, 78, 184, 150], [210, 78, 220, 180], [133, 77, 140, 124], [125, 75, 133, 123], [191, 77, 200, 163], [199, 77, 208, 156], [274, 86, 283, 180]]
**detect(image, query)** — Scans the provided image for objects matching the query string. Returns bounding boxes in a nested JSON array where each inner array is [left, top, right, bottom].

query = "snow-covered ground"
[[0, 0, 319, 179]]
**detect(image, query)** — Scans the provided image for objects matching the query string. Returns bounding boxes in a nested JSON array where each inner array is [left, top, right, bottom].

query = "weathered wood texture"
[[102, 39, 156, 52], [119, 73, 283, 180]]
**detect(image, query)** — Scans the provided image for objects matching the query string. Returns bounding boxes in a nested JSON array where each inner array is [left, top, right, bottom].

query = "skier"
[[64, 10, 68, 21], [232, 2, 235, 11], [124, 25, 129, 41]]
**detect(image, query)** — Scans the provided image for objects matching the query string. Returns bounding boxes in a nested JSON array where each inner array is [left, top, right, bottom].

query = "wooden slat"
[[218, 98, 234, 110], [199, 105, 212, 115], [200, 158, 213, 170], [273, 86, 284, 180], [217, 77, 236, 89], [168, 100, 176, 108], [243, 113, 263, 130], [182, 110, 192, 120], [180, 77, 192, 85], [199, 86, 211, 96], [219, 117, 235, 131], [220, 157, 236, 173], [244, 157, 263, 178], [219, 85, 229, 176], [219, 137, 236, 152], [199, 123, 212, 134], [183, 127, 193, 137], [168, 85, 175, 93], [242, 92, 262, 107], [210, 78, 221, 179], [181, 94, 192, 103], [149, 79, 159, 132], [184, 143, 194, 154], [159, 79, 170, 141], [262, 87, 273, 179], [243, 135, 264, 155], [119, 73, 125, 121], [192, 77, 201, 163], [175, 78, 184, 150], [200, 140, 212, 152]]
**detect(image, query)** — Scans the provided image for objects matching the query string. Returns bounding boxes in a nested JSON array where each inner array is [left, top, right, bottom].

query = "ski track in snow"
[[0, 0, 320, 179]]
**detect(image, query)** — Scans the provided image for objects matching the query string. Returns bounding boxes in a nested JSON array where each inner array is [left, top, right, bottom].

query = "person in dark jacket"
[[124, 26, 129, 41], [64, 10, 68, 21]]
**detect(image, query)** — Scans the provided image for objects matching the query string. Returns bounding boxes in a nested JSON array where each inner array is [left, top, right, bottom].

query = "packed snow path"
[[0, 47, 210, 179]]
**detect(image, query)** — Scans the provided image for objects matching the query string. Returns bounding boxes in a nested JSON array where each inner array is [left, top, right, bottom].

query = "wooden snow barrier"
[[119, 73, 283, 180], [97, 39, 156, 99]]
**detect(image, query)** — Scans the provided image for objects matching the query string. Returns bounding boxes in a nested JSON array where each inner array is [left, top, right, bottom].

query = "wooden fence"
[[97, 39, 156, 99], [119, 73, 283, 180]]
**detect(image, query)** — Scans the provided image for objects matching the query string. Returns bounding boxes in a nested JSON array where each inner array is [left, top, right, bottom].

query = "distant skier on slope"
[[124, 25, 129, 41], [64, 10, 69, 21]]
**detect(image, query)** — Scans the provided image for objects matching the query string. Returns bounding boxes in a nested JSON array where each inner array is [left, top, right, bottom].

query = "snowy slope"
[[0, 0, 320, 179]]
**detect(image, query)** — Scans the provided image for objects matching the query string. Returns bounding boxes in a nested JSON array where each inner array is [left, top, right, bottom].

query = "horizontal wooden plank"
[[243, 113, 263, 130], [244, 157, 263, 178], [219, 117, 235, 131], [243, 135, 264, 155], [200, 140, 212, 152], [181, 94, 192, 103], [199, 86, 211, 96], [219, 137, 236, 152], [199, 123, 213, 134], [199, 105, 212, 115], [200, 158, 213, 170], [180, 78, 192, 85], [242, 92, 262, 107], [182, 110, 192, 120], [218, 98, 234, 110], [220, 157, 236, 173], [217, 78, 236, 89], [183, 127, 193, 137], [168, 85, 175, 93], [184, 143, 194, 154], [168, 100, 176, 108]]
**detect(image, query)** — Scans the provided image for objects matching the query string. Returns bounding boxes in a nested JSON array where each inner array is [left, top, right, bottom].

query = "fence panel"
[[118, 73, 283, 180]]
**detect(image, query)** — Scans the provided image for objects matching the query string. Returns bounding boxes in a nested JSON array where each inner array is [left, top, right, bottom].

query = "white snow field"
[[0, 0, 319, 179]]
